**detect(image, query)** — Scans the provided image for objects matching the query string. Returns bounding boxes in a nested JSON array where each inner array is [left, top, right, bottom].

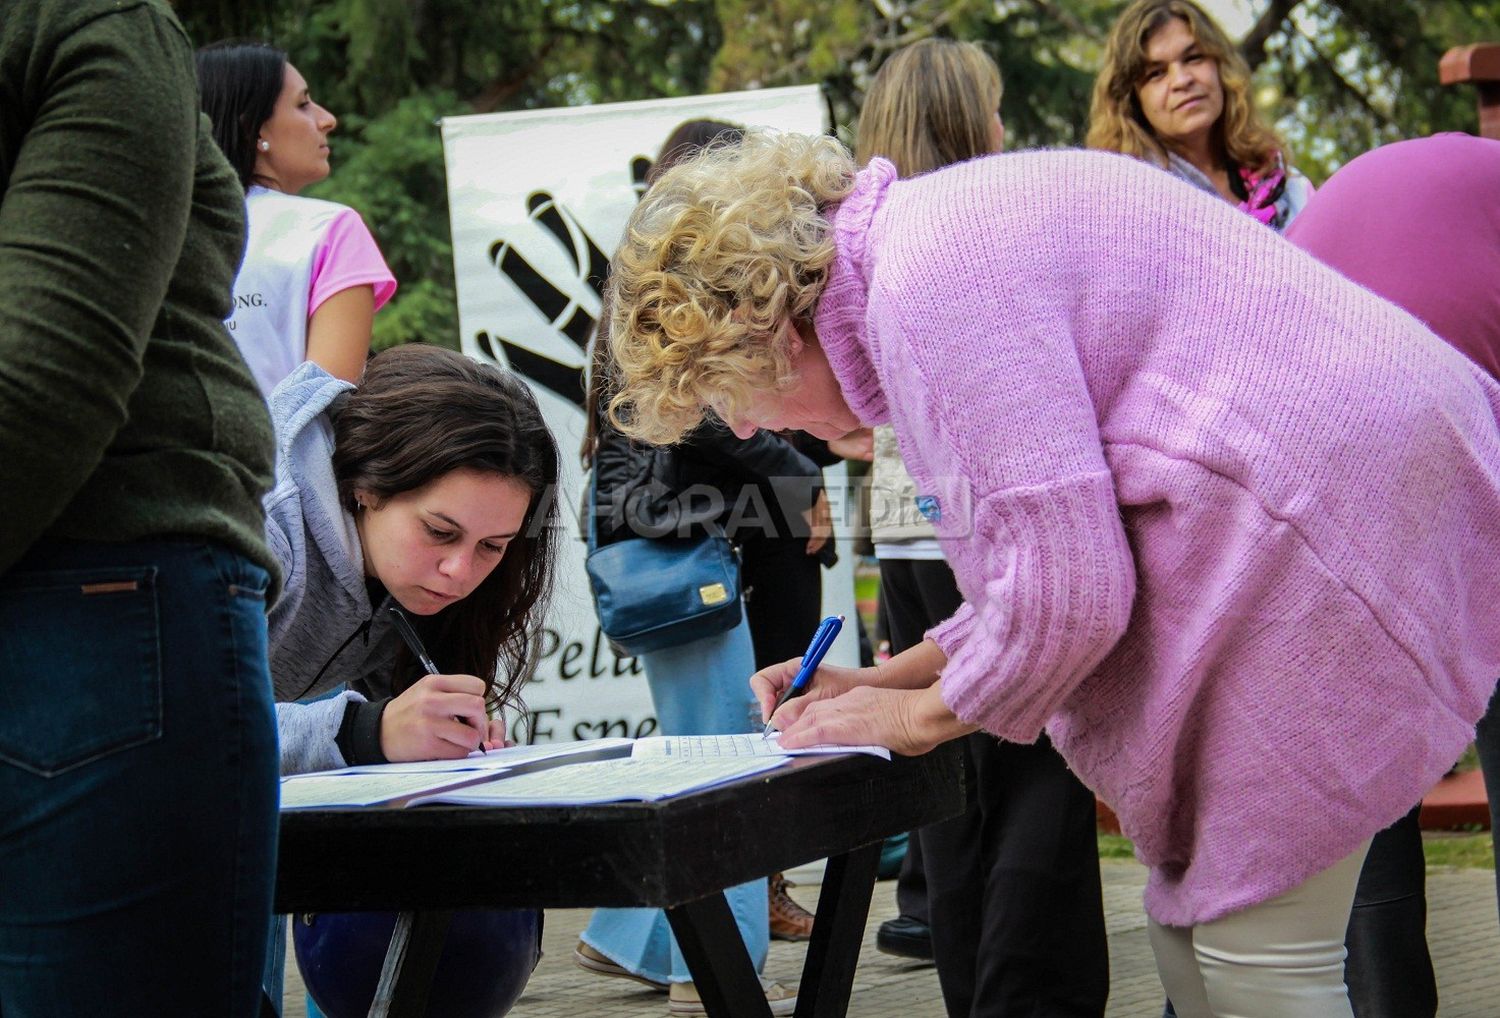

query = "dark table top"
[[276, 744, 965, 914]]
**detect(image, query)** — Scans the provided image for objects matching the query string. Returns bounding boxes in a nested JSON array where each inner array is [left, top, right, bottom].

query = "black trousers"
[[741, 536, 823, 670], [880, 558, 1109, 1018], [1344, 803, 1436, 1017], [1341, 677, 1500, 1018]]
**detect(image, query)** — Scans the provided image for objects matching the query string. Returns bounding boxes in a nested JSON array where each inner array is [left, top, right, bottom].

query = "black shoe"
[[875, 915, 933, 960]]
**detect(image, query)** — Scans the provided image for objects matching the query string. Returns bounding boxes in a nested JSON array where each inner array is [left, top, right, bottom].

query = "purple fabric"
[[1287, 133, 1500, 382], [814, 150, 1500, 925]]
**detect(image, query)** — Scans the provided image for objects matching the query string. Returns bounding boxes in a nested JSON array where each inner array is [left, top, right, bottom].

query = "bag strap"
[[586, 467, 599, 552]]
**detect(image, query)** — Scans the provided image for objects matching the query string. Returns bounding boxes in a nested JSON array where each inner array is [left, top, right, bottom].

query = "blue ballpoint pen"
[[762, 614, 844, 738]]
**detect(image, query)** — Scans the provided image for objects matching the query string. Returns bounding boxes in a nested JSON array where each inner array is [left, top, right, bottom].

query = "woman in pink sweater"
[[604, 131, 1500, 1016]]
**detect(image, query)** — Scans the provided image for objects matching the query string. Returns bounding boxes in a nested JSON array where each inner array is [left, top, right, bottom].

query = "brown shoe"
[[768, 872, 814, 941]]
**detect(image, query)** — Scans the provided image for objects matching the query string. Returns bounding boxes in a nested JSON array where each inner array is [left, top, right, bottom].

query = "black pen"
[[388, 606, 481, 737], [387, 605, 439, 675]]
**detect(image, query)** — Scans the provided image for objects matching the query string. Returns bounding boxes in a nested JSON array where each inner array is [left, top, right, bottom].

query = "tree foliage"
[[172, 0, 1500, 347]]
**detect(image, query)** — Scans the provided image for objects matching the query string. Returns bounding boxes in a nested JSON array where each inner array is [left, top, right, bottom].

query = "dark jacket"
[[590, 416, 836, 566], [0, 0, 276, 582]]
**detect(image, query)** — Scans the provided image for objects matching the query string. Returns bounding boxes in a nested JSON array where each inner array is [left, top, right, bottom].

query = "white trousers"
[[1148, 841, 1371, 1018]]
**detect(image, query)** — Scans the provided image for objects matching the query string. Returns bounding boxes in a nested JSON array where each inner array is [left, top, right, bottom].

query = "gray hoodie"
[[266, 362, 402, 774]]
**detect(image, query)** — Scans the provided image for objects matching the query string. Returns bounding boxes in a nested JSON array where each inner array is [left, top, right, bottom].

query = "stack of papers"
[[634, 733, 890, 761], [406, 756, 786, 807], [339, 737, 635, 775], [279, 733, 889, 810], [279, 771, 498, 810]]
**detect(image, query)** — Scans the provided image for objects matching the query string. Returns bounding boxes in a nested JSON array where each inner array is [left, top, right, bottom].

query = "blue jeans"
[[581, 614, 770, 984], [0, 539, 279, 1017]]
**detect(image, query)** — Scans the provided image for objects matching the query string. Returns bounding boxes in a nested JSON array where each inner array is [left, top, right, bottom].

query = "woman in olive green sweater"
[[0, 2, 280, 1014]]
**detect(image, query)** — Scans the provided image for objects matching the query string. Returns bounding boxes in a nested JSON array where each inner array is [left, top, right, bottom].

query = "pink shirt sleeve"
[[307, 208, 397, 316]]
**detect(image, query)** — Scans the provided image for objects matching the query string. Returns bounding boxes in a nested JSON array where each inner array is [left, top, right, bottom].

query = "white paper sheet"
[[630, 732, 891, 761], [406, 756, 787, 807], [279, 770, 507, 810], [338, 737, 634, 775]]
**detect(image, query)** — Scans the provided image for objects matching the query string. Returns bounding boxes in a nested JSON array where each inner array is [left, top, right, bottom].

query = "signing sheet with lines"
[[631, 732, 891, 761], [278, 733, 891, 810]]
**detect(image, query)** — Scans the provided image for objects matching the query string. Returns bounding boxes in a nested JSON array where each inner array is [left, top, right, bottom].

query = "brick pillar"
[[1440, 43, 1500, 140]]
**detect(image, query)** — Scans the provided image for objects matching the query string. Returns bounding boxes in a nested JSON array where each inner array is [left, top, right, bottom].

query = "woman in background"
[[1088, 0, 1311, 231], [573, 119, 802, 1017], [855, 38, 1107, 1018], [198, 40, 396, 394]]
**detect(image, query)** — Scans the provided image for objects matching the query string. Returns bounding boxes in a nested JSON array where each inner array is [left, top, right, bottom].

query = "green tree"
[[176, 0, 721, 348], [1244, 0, 1500, 179], [174, 0, 1500, 349]]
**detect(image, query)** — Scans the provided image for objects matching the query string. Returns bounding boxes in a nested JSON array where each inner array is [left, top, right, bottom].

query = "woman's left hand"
[[481, 716, 512, 752], [827, 427, 874, 462], [773, 682, 975, 756], [803, 488, 832, 555]]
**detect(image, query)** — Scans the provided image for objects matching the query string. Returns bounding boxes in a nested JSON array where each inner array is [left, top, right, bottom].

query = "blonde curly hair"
[[1086, 0, 1285, 178], [606, 131, 856, 446]]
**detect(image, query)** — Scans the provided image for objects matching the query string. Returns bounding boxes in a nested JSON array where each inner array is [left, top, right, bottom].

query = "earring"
[[258, 140, 270, 152]]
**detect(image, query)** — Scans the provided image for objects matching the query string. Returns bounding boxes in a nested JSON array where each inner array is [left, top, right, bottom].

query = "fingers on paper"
[[750, 657, 803, 721]]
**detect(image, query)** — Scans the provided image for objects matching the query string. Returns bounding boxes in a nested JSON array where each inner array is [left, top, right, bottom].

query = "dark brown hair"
[[1087, 0, 1285, 177], [333, 344, 560, 713], [196, 40, 287, 190]]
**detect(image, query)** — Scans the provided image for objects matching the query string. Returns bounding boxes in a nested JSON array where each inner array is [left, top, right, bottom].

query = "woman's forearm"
[[872, 637, 948, 690]]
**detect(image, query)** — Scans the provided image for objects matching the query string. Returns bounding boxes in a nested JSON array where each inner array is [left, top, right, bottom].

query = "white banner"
[[440, 86, 859, 744]]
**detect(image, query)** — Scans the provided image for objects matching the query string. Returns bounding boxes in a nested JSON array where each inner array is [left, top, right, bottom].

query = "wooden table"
[[276, 744, 965, 1018]]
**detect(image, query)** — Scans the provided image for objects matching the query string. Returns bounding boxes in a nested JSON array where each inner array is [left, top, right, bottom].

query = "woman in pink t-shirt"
[[197, 41, 397, 396]]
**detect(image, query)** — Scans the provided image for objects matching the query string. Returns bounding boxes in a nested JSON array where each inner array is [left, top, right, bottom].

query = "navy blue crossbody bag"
[[584, 471, 742, 657]]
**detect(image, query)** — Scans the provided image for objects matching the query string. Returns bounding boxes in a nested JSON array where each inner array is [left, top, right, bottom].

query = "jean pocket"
[[0, 565, 163, 776]]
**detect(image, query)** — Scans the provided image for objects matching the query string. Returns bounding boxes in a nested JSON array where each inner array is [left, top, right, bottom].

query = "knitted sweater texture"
[[815, 152, 1500, 924]]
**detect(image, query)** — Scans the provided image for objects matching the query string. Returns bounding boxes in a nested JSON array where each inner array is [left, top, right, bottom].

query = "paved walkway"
[[283, 858, 1500, 1017]]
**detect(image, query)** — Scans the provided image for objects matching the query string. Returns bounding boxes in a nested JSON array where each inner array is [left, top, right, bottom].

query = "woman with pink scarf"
[[1088, 0, 1312, 232]]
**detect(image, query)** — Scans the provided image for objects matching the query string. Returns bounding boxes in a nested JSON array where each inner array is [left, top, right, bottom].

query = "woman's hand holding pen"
[[757, 637, 975, 754], [752, 657, 866, 731], [775, 684, 974, 757], [379, 673, 492, 762]]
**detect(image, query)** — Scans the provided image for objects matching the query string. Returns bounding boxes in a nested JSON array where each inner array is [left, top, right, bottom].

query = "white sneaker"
[[667, 976, 797, 1016], [573, 940, 669, 992]]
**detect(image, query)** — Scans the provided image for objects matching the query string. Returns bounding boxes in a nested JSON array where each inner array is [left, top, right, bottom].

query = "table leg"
[[368, 909, 454, 1018], [667, 891, 772, 1018], [794, 841, 882, 1018]]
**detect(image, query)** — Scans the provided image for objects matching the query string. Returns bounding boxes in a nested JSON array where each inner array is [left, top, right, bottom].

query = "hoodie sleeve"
[[276, 692, 366, 775]]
